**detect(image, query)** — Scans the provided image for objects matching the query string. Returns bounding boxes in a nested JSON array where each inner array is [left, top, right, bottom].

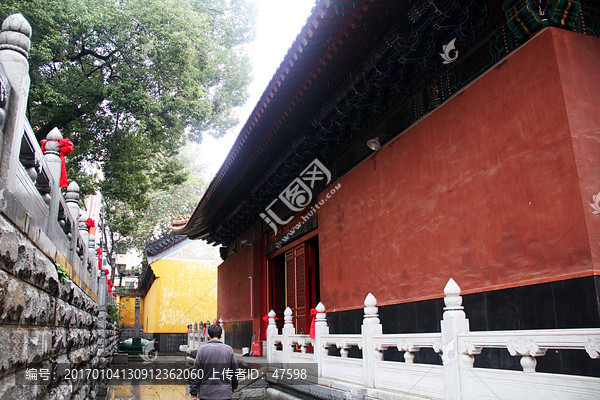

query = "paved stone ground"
[[108, 384, 188, 399], [104, 354, 268, 399]]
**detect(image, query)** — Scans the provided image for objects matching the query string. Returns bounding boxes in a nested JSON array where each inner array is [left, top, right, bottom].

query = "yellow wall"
[[118, 296, 137, 326], [139, 297, 144, 328], [142, 258, 217, 333]]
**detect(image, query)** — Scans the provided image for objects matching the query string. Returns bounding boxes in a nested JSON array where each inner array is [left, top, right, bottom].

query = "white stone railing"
[[0, 13, 104, 302], [265, 279, 600, 400], [180, 318, 225, 357]]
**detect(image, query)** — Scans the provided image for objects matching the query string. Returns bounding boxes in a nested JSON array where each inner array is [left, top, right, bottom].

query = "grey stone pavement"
[[105, 354, 268, 400], [108, 384, 188, 399], [106, 355, 189, 400]]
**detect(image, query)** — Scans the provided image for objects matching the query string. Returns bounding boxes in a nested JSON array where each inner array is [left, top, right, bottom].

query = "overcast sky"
[[197, 0, 316, 178]]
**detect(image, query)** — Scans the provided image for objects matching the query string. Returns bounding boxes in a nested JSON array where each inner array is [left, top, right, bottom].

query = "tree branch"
[[70, 48, 117, 62]]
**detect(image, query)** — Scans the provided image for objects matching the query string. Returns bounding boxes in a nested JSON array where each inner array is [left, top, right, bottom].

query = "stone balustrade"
[[0, 13, 106, 302], [0, 13, 118, 399], [263, 278, 600, 400], [181, 318, 225, 365]]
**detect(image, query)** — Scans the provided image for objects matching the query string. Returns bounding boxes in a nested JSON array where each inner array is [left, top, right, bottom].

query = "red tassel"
[[96, 248, 102, 270], [57, 138, 74, 188], [309, 308, 319, 339], [262, 314, 278, 323], [86, 218, 96, 232]]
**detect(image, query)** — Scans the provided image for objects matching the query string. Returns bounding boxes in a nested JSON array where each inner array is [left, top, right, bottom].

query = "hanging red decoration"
[[309, 308, 323, 340], [40, 139, 47, 153], [86, 218, 95, 232], [202, 322, 207, 337], [57, 138, 74, 188], [96, 248, 103, 270], [262, 314, 278, 323]]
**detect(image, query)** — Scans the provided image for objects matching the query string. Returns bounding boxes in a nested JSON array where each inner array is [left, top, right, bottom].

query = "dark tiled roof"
[[175, 0, 414, 240], [146, 232, 187, 256]]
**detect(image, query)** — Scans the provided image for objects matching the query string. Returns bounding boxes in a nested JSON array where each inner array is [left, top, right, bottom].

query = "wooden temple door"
[[284, 242, 317, 334], [267, 257, 286, 331]]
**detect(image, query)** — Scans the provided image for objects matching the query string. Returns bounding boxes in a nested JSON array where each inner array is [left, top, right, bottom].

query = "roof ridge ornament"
[[0, 13, 32, 58]]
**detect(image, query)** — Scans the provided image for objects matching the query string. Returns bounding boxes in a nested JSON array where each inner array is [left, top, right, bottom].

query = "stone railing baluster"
[[42, 128, 62, 238], [267, 309, 278, 361], [283, 307, 294, 362], [205, 319, 210, 344], [0, 13, 31, 190], [219, 317, 225, 343], [313, 302, 328, 375], [440, 278, 470, 400]]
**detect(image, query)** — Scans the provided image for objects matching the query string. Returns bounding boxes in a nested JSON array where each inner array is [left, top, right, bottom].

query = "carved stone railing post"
[[204, 319, 210, 344], [0, 13, 31, 190], [219, 317, 225, 343], [187, 323, 192, 348], [198, 320, 203, 345], [97, 268, 107, 306], [440, 278, 470, 400], [283, 307, 294, 363], [266, 309, 278, 362], [66, 181, 82, 259], [75, 213, 89, 284], [362, 293, 383, 388], [313, 302, 329, 374], [87, 233, 96, 266], [78, 214, 89, 257], [193, 322, 198, 350], [65, 181, 80, 220], [43, 128, 62, 237]]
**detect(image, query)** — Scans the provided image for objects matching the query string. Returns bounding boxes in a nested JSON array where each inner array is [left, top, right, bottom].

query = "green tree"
[[105, 144, 208, 255], [0, 0, 254, 217]]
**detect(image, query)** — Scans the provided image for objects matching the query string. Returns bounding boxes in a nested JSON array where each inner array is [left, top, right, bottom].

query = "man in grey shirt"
[[190, 324, 238, 400]]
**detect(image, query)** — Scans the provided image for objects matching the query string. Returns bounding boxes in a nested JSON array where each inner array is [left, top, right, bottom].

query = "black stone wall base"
[[326, 276, 600, 376], [145, 333, 188, 354], [225, 320, 253, 350]]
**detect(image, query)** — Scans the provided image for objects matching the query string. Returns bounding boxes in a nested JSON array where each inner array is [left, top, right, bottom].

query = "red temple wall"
[[552, 30, 600, 272], [318, 28, 599, 312], [217, 243, 256, 322]]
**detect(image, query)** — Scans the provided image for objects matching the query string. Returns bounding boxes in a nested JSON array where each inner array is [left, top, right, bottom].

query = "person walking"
[[190, 324, 238, 400]]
